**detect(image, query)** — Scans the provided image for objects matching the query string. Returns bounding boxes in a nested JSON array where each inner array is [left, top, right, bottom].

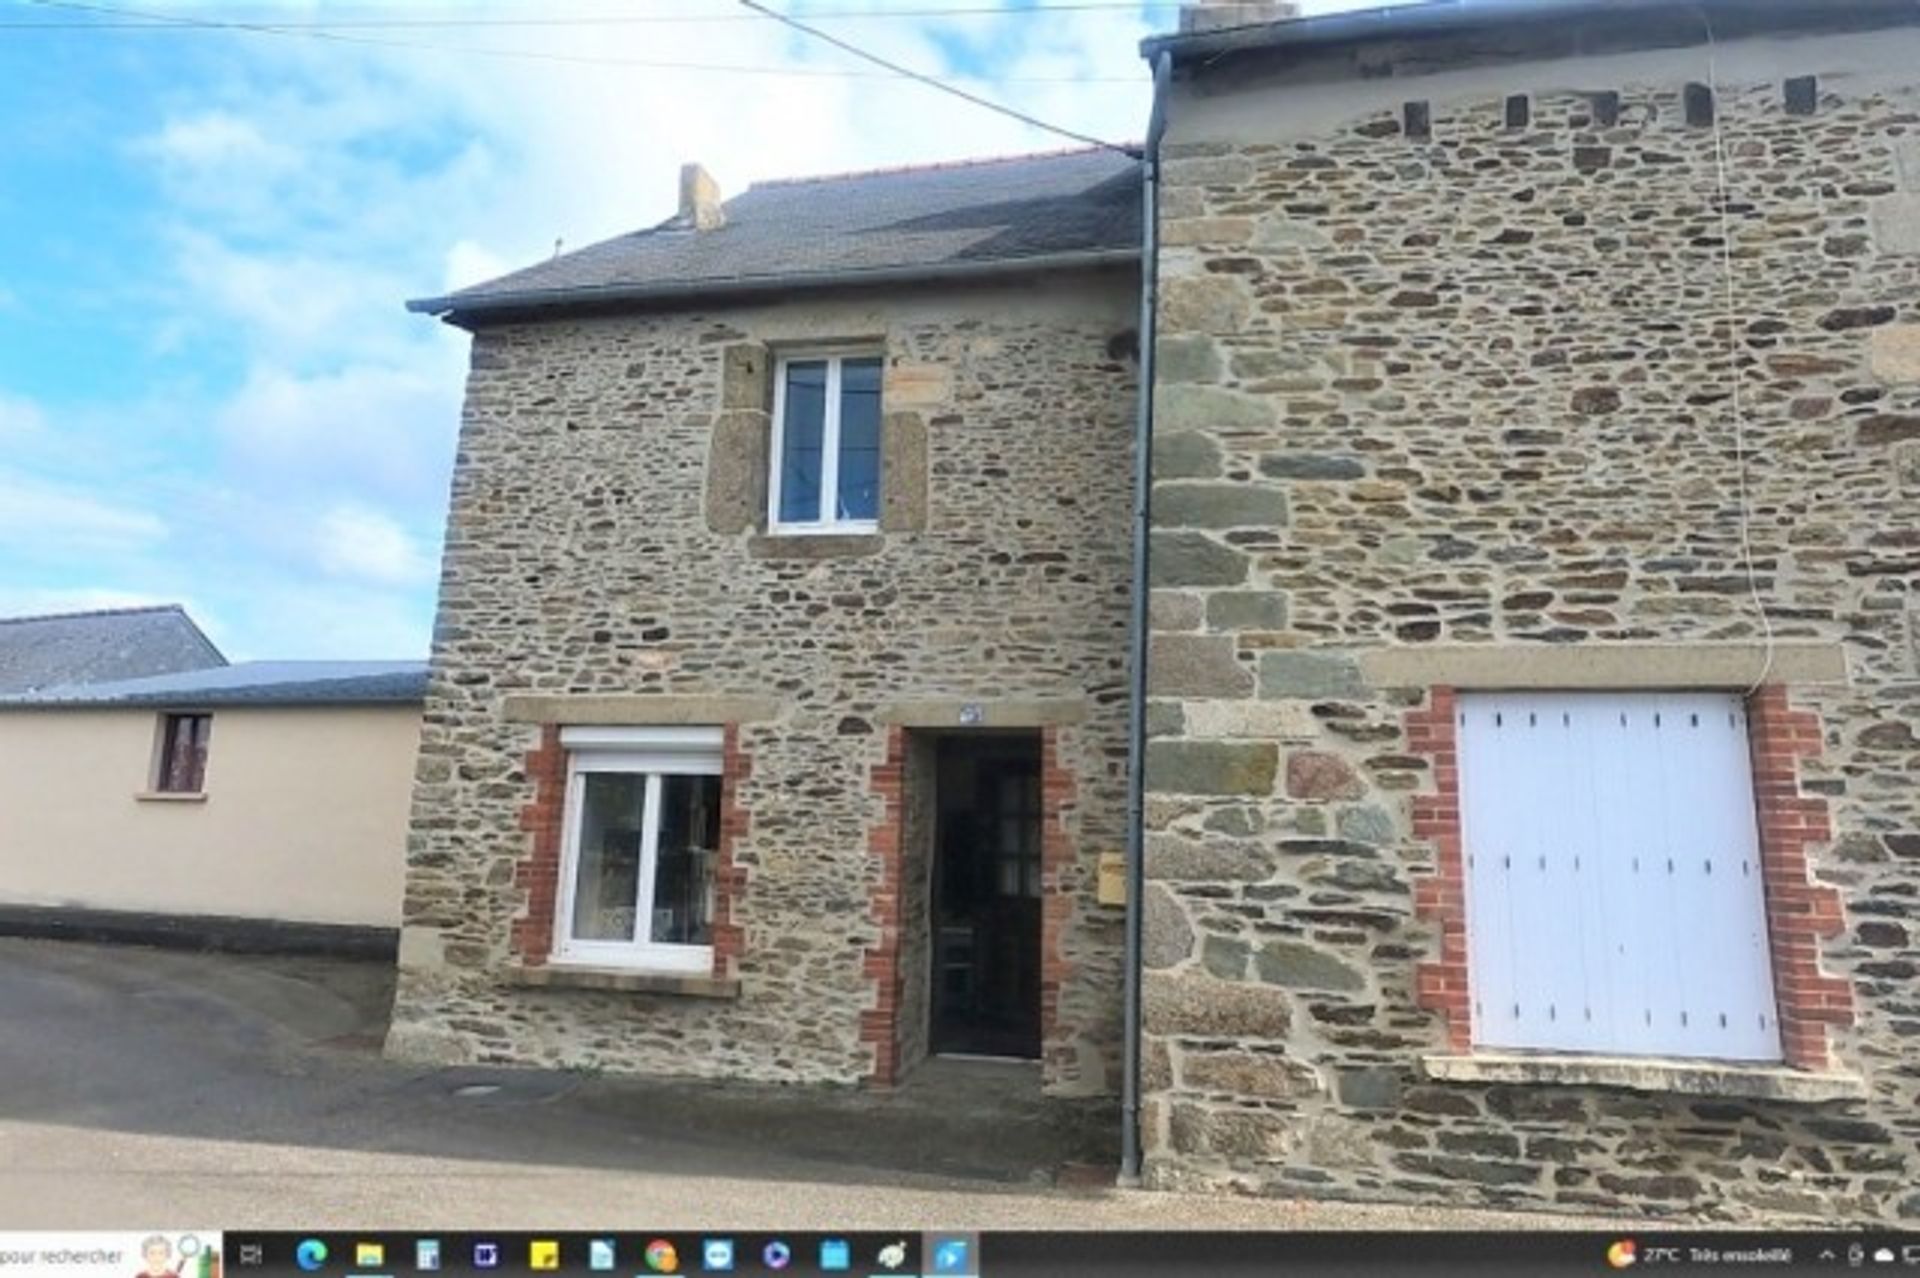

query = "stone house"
[[392, 149, 1143, 1094], [1138, 0, 1919, 1225], [393, 0, 1919, 1226]]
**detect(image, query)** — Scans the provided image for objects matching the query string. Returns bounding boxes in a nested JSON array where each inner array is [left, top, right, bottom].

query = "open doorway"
[[930, 732, 1043, 1060]]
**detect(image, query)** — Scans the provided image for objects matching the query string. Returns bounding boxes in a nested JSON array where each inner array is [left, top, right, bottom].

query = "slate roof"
[[0, 660, 430, 708], [0, 605, 226, 696], [411, 146, 1141, 321]]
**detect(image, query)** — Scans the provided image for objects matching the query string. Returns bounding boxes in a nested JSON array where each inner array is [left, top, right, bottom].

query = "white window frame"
[[551, 726, 723, 974], [767, 349, 883, 534]]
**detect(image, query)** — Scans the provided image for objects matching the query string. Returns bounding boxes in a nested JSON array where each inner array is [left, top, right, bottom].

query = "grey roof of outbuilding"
[[410, 146, 1142, 323], [0, 605, 226, 696], [0, 660, 429, 708]]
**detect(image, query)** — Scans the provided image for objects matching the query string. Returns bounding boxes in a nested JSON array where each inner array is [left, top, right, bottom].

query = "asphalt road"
[[0, 936, 1631, 1230]]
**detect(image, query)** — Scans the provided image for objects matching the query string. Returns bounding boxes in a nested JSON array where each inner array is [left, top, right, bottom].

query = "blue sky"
[[0, 0, 1370, 660]]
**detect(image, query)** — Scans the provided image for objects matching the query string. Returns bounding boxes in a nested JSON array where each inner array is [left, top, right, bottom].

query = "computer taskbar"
[[8, 1230, 1920, 1277]]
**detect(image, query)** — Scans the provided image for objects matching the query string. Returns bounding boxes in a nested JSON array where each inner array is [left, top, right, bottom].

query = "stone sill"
[[1421, 1053, 1868, 1103], [501, 693, 780, 726], [1360, 641, 1849, 691], [504, 965, 740, 999], [134, 791, 208, 804], [879, 698, 1088, 728], [746, 532, 883, 561]]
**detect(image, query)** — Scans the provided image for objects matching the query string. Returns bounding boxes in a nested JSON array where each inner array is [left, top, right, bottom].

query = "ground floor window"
[[555, 726, 722, 973], [1457, 691, 1781, 1062]]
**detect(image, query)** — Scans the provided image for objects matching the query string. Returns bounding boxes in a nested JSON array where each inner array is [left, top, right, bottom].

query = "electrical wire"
[[4, 1, 1177, 26], [737, 0, 1136, 154], [14, 0, 1147, 83], [1699, 7, 1779, 695]]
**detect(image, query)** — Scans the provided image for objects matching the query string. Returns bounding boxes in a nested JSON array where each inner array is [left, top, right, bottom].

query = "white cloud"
[[314, 503, 436, 586], [146, 110, 298, 173], [0, 473, 167, 556], [204, 576, 431, 661], [0, 392, 46, 442], [215, 359, 460, 504], [168, 229, 413, 367], [443, 239, 512, 293], [0, 586, 179, 618]]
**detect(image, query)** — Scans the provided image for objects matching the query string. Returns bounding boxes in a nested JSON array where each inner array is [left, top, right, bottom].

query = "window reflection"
[[652, 773, 720, 945], [572, 772, 646, 942]]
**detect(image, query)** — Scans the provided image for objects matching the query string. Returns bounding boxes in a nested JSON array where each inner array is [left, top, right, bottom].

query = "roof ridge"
[[221, 659, 425, 669], [745, 144, 1133, 192], [0, 603, 187, 626]]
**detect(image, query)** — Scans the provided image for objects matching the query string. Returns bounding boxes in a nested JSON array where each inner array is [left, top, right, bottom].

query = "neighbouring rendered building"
[[0, 656, 424, 950], [392, 0, 1920, 1226]]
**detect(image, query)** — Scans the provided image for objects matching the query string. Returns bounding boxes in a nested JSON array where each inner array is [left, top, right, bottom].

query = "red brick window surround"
[[511, 724, 567, 966], [1746, 687, 1853, 1070], [1409, 684, 1854, 1071], [1037, 728, 1078, 1081], [862, 725, 1076, 1087], [861, 727, 908, 1086], [511, 722, 749, 982], [1409, 688, 1471, 1053]]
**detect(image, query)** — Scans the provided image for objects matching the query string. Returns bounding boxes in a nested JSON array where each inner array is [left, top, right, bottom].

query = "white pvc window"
[[553, 726, 723, 973], [769, 352, 882, 532], [1458, 692, 1782, 1062]]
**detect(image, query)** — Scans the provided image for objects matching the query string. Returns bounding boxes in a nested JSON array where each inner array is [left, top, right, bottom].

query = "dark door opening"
[[931, 732, 1043, 1060]]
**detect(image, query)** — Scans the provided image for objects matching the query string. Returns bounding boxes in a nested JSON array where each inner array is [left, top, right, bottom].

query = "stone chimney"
[[678, 163, 725, 231], [1178, 1, 1300, 33]]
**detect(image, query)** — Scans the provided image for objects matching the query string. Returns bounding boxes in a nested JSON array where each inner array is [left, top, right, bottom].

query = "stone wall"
[[1143, 32, 1920, 1223], [390, 275, 1138, 1095]]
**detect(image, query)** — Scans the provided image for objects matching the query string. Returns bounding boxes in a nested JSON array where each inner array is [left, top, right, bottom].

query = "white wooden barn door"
[[1456, 692, 1782, 1062]]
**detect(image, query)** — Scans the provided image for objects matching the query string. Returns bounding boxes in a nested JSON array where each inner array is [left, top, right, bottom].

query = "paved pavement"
[[0, 937, 1633, 1230]]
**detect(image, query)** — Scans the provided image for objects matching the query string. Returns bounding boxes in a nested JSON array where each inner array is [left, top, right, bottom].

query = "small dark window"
[[1685, 82, 1716, 127], [157, 713, 212, 793], [1505, 94, 1531, 129], [1403, 100, 1432, 141], [1592, 91, 1622, 127], [1785, 76, 1818, 116]]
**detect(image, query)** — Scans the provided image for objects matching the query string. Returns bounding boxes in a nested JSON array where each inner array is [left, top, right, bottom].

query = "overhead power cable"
[[737, 0, 1134, 154], [9, 1, 1179, 28], [14, 0, 1147, 84], [1698, 9, 1778, 694]]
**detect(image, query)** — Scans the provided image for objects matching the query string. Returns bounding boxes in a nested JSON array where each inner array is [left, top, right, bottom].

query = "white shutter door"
[[1458, 692, 1782, 1061]]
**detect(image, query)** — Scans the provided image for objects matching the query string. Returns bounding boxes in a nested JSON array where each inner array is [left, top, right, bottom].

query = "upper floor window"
[[155, 712, 212, 794], [769, 352, 882, 532]]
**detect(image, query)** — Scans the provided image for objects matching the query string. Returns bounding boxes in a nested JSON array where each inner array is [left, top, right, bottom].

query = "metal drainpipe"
[[1119, 48, 1173, 1190]]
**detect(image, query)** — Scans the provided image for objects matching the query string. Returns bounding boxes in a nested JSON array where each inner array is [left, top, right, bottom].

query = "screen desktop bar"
[[11, 1231, 1920, 1277]]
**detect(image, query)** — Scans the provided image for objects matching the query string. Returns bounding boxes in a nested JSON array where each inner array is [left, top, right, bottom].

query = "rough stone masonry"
[[387, 277, 1139, 1098], [1140, 19, 1920, 1224]]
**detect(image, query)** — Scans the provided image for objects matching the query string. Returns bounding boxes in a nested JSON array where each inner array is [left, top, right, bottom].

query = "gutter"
[[1140, 0, 1919, 64], [408, 247, 1141, 324], [1119, 47, 1173, 1191], [0, 698, 426, 711]]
